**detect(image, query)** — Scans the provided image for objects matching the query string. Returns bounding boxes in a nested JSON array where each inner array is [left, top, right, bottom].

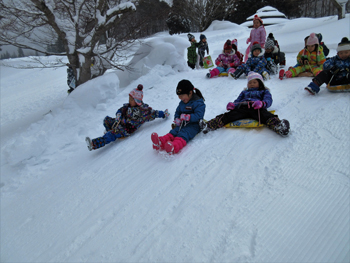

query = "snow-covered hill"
[[1, 15, 349, 262]]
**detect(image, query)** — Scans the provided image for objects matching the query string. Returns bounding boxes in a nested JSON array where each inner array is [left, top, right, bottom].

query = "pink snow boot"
[[279, 69, 285, 80], [151, 132, 174, 150], [164, 137, 187, 154], [208, 68, 220, 78]]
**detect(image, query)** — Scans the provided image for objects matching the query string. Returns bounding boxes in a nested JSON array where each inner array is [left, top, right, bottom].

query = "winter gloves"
[[252, 100, 264, 109], [180, 114, 191, 122], [226, 102, 235, 111], [173, 114, 191, 127], [158, 109, 170, 119]]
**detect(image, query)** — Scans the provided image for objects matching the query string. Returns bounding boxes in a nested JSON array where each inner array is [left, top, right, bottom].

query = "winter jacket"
[[198, 41, 209, 57], [247, 26, 266, 48], [187, 41, 199, 65], [264, 45, 285, 65], [238, 51, 269, 75], [215, 51, 241, 69], [233, 87, 273, 109], [323, 55, 350, 82], [170, 94, 206, 142], [110, 103, 164, 137], [297, 47, 326, 68]]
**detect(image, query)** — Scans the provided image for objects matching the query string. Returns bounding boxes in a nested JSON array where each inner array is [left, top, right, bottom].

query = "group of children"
[[85, 19, 350, 154], [187, 33, 209, 69]]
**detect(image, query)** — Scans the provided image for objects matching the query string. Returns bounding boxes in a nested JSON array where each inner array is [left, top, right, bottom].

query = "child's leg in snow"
[[311, 66, 323, 77], [103, 116, 116, 131], [91, 131, 123, 149], [206, 109, 249, 131], [159, 133, 174, 149], [172, 137, 187, 154], [288, 65, 305, 77]]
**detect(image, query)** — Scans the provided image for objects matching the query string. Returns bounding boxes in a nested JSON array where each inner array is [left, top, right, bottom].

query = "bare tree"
[[0, 0, 138, 87]]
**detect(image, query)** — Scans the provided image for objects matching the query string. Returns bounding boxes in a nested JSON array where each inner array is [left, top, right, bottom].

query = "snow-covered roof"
[[242, 6, 288, 28]]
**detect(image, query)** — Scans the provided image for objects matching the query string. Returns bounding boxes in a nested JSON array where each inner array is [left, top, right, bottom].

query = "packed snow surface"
[[1, 15, 349, 262]]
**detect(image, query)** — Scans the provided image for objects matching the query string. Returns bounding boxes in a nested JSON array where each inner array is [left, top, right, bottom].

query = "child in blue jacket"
[[86, 84, 169, 150], [305, 37, 350, 95], [201, 72, 290, 136], [232, 42, 269, 80], [151, 80, 206, 154]]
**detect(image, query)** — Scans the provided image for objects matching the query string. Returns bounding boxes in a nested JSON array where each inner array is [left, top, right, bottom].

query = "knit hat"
[[200, 34, 206, 41], [337, 37, 350, 52], [306, 33, 319, 46], [224, 39, 232, 50], [129, 84, 143, 105], [267, 33, 275, 41], [231, 39, 238, 52], [187, 33, 195, 41], [176, 79, 194, 95], [251, 41, 262, 53], [265, 38, 275, 49], [247, 71, 265, 88], [253, 15, 263, 25]]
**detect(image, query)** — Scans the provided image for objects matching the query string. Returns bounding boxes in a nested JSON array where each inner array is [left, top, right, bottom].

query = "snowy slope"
[[1, 15, 349, 262]]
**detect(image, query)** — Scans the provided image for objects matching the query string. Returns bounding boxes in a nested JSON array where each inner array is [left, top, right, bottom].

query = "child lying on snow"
[[85, 84, 169, 151], [305, 37, 350, 95], [201, 72, 290, 136]]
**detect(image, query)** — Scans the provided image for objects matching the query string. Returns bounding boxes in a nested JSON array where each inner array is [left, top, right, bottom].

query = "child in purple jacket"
[[206, 40, 241, 78], [201, 72, 290, 136]]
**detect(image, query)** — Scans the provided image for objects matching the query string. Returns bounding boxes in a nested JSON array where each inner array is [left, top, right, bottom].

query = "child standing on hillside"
[[206, 40, 241, 78], [201, 72, 290, 136], [305, 37, 350, 95], [245, 15, 266, 62], [198, 34, 209, 67], [280, 33, 326, 79], [151, 80, 206, 154], [85, 85, 169, 151], [232, 42, 269, 80], [187, 34, 199, 69]]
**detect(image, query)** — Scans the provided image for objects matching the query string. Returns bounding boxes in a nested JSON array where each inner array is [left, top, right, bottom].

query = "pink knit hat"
[[253, 15, 263, 25], [129, 84, 143, 105], [247, 71, 265, 87], [306, 33, 319, 46]]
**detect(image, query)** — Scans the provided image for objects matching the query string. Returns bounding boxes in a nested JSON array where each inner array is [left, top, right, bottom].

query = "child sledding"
[[201, 72, 290, 136], [232, 42, 270, 80], [305, 37, 350, 95], [85, 84, 169, 151], [151, 80, 206, 154], [206, 40, 241, 78]]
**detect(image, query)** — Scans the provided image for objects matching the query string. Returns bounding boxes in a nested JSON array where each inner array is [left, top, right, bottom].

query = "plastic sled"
[[327, 84, 350, 92], [203, 55, 214, 69], [224, 110, 276, 128], [219, 72, 228, 77]]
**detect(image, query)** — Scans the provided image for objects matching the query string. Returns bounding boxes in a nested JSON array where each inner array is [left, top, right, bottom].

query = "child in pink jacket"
[[206, 40, 241, 78], [245, 15, 266, 62]]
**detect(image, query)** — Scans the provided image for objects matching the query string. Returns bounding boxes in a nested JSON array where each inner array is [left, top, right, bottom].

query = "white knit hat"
[[337, 37, 350, 52]]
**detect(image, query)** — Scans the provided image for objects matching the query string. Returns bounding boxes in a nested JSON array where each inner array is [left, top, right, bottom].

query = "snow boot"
[[86, 137, 102, 151], [304, 80, 319, 95], [152, 133, 174, 150], [232, 68, 244, 79], [151, 132, 161, 150], [86, 137, 93, 151], [266, 117, 290, 136], [279, 69, 285, 80], [202, 116, 225, 134], [164, 137, 187, 154], [262, 71, 270, 80]]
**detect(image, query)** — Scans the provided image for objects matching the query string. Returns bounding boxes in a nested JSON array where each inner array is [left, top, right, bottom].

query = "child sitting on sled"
[[85, 84, 169, 151], [305, 37, 350, 95], [151, 79, 206, 154], [206, 40, 241, 78], [232, 42, 269, 80], [245, 15, 266, 62], [264, 34, 286, 74], [201, 72, 290, 136], [280, 33, 326, 79]]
